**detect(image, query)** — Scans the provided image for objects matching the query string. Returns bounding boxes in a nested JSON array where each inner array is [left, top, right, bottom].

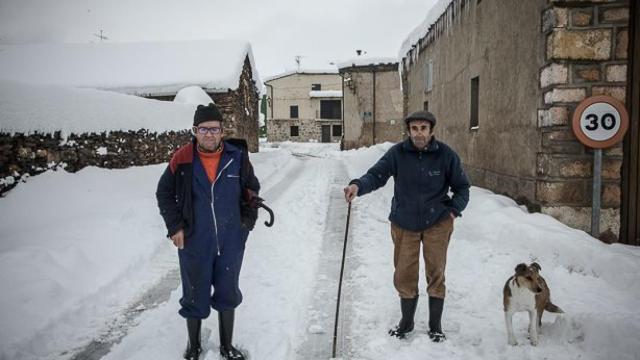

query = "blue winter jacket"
[[156, 140, 260, 246], [350, 137, 470, 232]]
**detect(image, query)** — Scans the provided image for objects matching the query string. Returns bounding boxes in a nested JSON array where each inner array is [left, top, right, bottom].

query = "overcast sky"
[[0, 0, 437, 79]]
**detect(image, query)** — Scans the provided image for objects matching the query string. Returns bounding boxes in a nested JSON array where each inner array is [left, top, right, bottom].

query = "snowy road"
[[2, 142, 640, 360]]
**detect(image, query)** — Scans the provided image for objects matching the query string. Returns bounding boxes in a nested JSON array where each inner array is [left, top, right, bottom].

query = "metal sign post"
[[591, 149, 602, 237], [572, 96, 629, 238]]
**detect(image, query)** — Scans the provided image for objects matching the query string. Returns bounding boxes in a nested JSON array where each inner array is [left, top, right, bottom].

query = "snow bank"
[[0, 164, 172, 357], [0, 39, 262, 94], [173, 86, 214, 105], [0, 80, 194, 135], [335, 144, 640, 360]]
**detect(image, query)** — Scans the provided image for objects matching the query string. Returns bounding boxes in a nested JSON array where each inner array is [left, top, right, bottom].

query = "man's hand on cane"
[[344, 184, 359, 203]]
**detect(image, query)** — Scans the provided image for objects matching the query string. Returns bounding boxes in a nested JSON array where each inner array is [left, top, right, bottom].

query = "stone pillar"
[[538, 0, 629, 242]]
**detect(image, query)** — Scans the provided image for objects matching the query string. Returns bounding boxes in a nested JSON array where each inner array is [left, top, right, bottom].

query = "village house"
[[0, 39, 261, 151], [0, 39, 261, 195], [264, 71, 343, 143], [400, 0, 638, 244], [338, 57, 404, 150]]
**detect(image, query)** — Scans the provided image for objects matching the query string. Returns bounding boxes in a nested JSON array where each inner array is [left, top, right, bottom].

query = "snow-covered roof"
[[398, 0, 452, 61], [0, 39, 262, 95], [263, 69, 339, 83], [337, 57, 398, 70], [309, 90, 342, 98], [0, 80, 194, 136]]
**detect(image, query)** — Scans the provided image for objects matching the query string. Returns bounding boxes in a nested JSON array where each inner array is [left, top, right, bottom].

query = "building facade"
[[339, 59, 404, 150], [401, 0, 637, 244], [265, 72, 343, 143]]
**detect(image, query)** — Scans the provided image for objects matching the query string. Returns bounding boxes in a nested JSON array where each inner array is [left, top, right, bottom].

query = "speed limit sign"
[[571, 95, 629, 238], [572, 95, 629, 149]]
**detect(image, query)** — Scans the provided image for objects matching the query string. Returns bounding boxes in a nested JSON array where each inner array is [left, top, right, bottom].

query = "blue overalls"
[[177, 144, 249, 319]]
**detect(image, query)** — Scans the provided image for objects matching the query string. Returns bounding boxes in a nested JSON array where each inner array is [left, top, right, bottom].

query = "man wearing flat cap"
[[156, 103, 259, 359], [344, 111, 469, 342]]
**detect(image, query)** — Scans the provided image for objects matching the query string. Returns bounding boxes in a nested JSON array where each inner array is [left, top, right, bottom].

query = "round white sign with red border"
[[572, 95, 629, 149]]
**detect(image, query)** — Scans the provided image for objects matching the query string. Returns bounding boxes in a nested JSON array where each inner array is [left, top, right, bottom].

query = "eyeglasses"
[[193, 126, 222, 135]]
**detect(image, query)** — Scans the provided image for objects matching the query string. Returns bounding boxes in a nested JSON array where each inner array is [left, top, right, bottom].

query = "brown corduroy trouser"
[[391, 216, 454, 299]]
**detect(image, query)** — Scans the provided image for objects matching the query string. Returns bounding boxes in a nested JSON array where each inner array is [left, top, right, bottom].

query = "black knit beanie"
[[193, 103, 223, 126]]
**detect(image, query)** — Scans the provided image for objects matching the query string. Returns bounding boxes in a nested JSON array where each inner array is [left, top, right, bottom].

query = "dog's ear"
[[515, 263, 527, 275], [530, 262, 541, 273]]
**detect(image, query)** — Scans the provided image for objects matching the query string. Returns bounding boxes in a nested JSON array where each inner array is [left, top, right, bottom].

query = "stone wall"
[[267, 119, 342, 143], [539, 0, 629, 238], [0, 130, 191, 196]]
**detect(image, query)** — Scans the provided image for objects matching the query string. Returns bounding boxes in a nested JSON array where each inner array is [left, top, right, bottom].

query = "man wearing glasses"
[[156, 103, 259, 360], [343, 111, 469, 343]]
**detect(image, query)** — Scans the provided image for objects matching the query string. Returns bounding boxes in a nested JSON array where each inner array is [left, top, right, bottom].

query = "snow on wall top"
[[336, 57, 398, 70], [309, 90, 342, 98], [263, 69, 339, 83], [398, 0, 452, 61], [0, 39, 262, 95], [0, 80, 194, 136]]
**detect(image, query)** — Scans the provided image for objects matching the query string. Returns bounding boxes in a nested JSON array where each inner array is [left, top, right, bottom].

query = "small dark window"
[[470, 76, 479, 129], [290, 126, 299, 136], [290, 105, 299, 119], [311, 84, 321, 91], [423, 101, 429, 111], [333, 125, 342, 136], [320, 100, 341, 119]]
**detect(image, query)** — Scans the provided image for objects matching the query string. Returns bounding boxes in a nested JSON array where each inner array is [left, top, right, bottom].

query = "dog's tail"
[[545, 301, 564, 313]]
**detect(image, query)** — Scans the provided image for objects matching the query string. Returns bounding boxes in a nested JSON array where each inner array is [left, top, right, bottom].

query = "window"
[[311, 83, 321, 91], [332, 125, 342, 136], [290, 126, 299, 136], [320, 100, 341, 119], [424, 60, 433, 92], [423, 101, 429, 111], [470, 76, 479, 129], [290, 105, 299, 119]]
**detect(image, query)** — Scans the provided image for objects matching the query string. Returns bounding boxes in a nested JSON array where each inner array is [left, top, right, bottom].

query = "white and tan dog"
[[503, 262, 563, 346]]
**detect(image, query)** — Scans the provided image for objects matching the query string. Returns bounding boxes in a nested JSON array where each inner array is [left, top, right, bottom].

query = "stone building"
[[338, 57, 404, 150], [0, 40, 261, 152], [264, 71, 343, 143], [400, 0, 638, 244]]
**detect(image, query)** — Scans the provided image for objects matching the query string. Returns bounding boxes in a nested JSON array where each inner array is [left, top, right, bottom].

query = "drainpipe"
[[340, 71, 345, 150], [266, 84, 274, 120], [372, 68, 377, 145]]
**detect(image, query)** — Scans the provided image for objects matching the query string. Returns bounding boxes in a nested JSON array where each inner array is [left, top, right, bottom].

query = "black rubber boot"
[[428, 296, 446, 342], [219, 310, 245, 360], [388, 296, 418, 339], [183, 318, 202, 360]]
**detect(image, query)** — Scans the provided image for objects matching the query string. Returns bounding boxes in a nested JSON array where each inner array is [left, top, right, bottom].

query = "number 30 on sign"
[[572, 95, 629, 149]]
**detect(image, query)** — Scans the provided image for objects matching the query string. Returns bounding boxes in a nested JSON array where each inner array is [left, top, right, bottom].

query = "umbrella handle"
[[258, 202, 274, 227]]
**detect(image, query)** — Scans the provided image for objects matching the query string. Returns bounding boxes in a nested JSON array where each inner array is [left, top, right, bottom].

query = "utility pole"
[[93, 29, 108, 42]]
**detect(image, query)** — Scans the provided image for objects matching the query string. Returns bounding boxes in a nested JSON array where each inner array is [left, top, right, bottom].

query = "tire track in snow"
[[292, 158, 357, 359]]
